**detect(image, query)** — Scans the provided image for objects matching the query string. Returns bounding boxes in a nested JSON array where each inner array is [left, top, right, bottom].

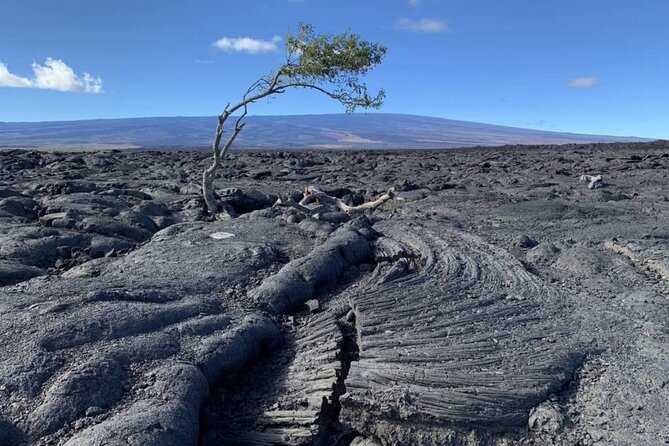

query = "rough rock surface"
[[0, 142, 667, 445]]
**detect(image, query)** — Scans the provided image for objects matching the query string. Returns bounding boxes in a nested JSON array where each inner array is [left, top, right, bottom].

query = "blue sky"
[[0, 0, 667, 138]]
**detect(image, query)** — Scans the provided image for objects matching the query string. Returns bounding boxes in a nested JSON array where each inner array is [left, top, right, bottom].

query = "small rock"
[[179, 183, 201, 195], [210, 232, 235, 240], [528, 401, 565, 434], [285, 213, 303, 224], [526, 242, 561, 266], [85, 406, 104, 417], [514, 234, 538, 249], [215, 212, 234, 221], [304, 299, 320, 313]]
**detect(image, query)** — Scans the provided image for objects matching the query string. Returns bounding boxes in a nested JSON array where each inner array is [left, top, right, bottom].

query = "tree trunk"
[[202, 109, 246, 218], [202, 117, 225, 216], [202, 160, 219, 215]]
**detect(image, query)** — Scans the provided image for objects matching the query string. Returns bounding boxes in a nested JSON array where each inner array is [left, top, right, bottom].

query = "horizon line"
[[0, 112, 656, 140]]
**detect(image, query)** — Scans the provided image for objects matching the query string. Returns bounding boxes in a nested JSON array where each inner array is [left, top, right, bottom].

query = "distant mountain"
[[0, 114, 650, 150]]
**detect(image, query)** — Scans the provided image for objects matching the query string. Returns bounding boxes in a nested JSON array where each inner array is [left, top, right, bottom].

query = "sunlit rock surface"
[[0, 142, 667, 445]]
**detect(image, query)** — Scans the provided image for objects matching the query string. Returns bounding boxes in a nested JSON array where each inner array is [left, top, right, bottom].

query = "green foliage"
[[278, 24, 387, 112]]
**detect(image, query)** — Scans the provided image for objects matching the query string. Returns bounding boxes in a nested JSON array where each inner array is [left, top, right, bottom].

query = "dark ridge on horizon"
[[0, 113, 650, 150]]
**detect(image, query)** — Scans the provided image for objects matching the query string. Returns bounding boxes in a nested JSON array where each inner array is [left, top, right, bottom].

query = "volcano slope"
[[0, 141, 667, 446]]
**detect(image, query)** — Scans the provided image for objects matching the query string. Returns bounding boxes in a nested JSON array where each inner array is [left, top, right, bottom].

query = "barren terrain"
[[0, 141, 667, 446]]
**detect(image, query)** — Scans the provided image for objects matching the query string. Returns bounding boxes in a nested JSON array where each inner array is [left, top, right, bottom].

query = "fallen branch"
[[275, 186, 396, 215], [302, 186, 395, 213], [579, 174, 603, 189]]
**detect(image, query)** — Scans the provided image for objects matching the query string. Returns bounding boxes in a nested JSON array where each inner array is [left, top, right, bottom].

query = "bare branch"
[[236, 107, 248, 131], [275, 186, 396, 215], [220, 103, 248, 160], [276, 82, 337, 99]]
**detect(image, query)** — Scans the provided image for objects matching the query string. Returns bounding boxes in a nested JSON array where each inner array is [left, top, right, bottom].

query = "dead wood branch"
[[276, 186, 395, 216], [579, 174, 603, 189], [303, 186, 395, 214]]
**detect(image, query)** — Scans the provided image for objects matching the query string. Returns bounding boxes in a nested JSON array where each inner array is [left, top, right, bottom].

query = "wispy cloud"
[[0, 58, 102, 93], [213, 36, 281, 54], [395, 18, 450, 33], [407, 0, 421, 6], [568, 76, 599, 88]]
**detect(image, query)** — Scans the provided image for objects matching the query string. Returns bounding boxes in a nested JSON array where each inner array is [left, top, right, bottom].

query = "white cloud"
[[213, 36, 281, 54], [0, 58, 102, 93], [568, 76, 599, 88], [408, 0, 421, 5], [0, 62, 33, 88], [32, 58, 102, 93], [396, 18, 449, 33]]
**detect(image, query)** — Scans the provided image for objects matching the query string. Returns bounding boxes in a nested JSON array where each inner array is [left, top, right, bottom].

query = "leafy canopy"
[[280, 23, 387, 112], [230, 23, 386, 115]]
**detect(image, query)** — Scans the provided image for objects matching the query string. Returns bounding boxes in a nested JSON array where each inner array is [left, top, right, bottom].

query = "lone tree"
[[202, 23, 386, 216]]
